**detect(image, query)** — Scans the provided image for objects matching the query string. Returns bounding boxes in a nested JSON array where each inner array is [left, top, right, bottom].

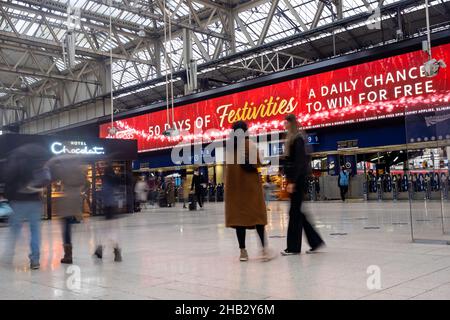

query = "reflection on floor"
[[0, 201, 450, 300]]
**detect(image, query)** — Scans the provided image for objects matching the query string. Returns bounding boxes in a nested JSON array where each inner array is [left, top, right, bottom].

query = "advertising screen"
[[100, 43, 450, 152]]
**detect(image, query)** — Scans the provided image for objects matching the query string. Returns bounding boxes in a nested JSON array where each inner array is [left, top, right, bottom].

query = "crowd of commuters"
[[0, 113, 328, 269], [0, 149, 124, 269]]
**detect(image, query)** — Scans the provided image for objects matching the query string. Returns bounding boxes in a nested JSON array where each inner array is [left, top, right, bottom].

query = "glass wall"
[[405, 104, 450, 244]]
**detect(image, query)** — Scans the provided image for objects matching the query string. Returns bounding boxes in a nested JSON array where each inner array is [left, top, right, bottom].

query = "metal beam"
[[0, 64, 100, 85], [86, 0, 230, 40], [193, 0, 229, 11], [282, 0, 308, 32], [257, 0, 280, 46], [192, 33, 212, 61], [235, 15, 256, 47], [1, 1, 142, 38], [333, 0, 344, 20], [0, 88, 56, 99], [0, 104, 24, 111], [311, 1, 325, 29], [0, 30, 154, 66]]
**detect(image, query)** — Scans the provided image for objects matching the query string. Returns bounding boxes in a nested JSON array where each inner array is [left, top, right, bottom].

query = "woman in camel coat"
[[225, 121, 274, 262]]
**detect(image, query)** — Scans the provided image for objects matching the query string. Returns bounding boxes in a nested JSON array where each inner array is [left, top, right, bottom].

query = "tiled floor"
[[0, 200, 450, 300]]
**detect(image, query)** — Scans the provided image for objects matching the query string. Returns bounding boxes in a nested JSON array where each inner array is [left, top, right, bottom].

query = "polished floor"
[[0, 200, 450, 300]]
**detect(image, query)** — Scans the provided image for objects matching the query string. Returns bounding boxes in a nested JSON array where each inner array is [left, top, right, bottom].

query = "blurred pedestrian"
[[147, 174, 157, 207], [225, 121, 274, 262], [93, 162, 122, 262], [191, 169, 204, 209], [49, 155, 84, 264], [166, 177, 175, 207], [338, 166, 350, 202], [135, 176, 149, 210], [281, 114, 324, 256], [2, 144, 51, 270]]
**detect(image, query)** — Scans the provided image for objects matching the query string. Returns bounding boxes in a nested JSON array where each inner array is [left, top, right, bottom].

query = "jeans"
[[7, 201, 42, 264]]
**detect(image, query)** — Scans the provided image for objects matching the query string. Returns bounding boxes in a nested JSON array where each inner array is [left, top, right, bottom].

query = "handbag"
[[0, 201, 13, 218]]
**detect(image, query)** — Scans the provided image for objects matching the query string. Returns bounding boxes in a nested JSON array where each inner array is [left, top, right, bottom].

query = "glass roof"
[[0, 0, 447, 91]]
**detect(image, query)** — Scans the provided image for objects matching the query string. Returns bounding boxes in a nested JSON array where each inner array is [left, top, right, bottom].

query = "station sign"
[[307, 133, 319, 145]]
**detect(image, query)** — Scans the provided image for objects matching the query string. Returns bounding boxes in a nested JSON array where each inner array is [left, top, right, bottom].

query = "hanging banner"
[[100, 44, 450, 152]]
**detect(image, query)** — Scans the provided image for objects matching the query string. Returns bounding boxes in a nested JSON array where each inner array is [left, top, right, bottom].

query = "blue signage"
[[269, 142, 285, 156], [307, 134, 319, 145]]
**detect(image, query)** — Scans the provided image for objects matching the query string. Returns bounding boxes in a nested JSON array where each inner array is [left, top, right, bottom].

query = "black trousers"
[[236, 225, 265, 249], [195, 189, 203, 208], [62, 217, 72, 245], [340, 186, 348, 201], [287, 177, 323, 253]]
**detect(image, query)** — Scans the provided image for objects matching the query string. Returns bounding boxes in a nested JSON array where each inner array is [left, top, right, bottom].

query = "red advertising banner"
[[100, 43, 450, 152]]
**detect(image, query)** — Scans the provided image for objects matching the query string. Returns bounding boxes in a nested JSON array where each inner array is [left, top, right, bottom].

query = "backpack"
[[339, 171, 349, 187]]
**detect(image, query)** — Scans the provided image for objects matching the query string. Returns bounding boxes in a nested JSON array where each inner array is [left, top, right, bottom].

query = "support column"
[[183, 28, 197, 94], [98, 61, 112, 94], [154, 40, 162, 77], [333, 0, 343, 20], [227, 10, 236, 54]]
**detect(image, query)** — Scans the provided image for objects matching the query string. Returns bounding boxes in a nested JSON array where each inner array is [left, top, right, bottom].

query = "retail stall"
[[0, 134, 137, 219]]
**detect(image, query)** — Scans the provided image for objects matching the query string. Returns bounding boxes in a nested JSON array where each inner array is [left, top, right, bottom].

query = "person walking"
[[49, 155, 84, 264], [93, 162, 122, 262], [2, 144, 51, 270], [191, 169, 204, 209], [338, 166, 350, 202], [281, 114, 324, 256], [225, 121, 274, 262], [180, 175, 191, 209], [166, 177, 175, 207], [135, 176, 149, 210]]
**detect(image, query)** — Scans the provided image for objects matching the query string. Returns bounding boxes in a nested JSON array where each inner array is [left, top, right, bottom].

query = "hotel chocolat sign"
[[100, 44, 450, 152], [50, 141, 105, 156]]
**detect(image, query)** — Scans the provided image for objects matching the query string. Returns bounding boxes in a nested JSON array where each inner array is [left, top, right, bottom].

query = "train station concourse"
[[0, 0, 449, 308]]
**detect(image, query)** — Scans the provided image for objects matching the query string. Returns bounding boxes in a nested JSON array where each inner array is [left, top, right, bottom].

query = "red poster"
[[100, 43, 450, 152]]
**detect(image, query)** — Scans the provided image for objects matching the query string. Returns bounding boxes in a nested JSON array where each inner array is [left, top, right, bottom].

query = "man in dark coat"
[[191, 169, 204, 208], [281, 115, 324, 256]]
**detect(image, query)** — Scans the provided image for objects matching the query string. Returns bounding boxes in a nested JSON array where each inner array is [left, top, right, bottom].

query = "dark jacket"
[[101, 166, 120, 208], [283, 134, 310, 183], [4, 144, 50, 202], [191, 174, 203, 192]]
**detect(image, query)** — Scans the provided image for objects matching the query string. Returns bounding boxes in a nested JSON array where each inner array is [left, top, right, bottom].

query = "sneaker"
[[30, 262, 40, 270], [280, 249, 300, 256], [239, 249, 249, 262], [306, 242, 326, 254]]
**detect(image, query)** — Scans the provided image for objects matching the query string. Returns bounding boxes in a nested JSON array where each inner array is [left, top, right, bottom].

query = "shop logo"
[[51, 141, 105, 155], [115, 129, 135, 139]]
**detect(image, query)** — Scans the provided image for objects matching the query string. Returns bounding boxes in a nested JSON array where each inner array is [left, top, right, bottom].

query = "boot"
[[113, 247, 122, 262], [94, 245, 103, 259], [61, 244, 73, 264], [239, 249, 248, 262]]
